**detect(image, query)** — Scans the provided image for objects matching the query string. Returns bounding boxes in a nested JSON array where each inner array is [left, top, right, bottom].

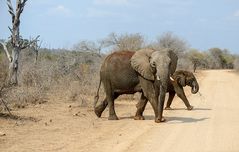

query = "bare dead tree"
[[73, 40, 104, 54], [157, 32, 188, 56], [29, 36, 42, 63], [102, 32, 145, 51], [0, 0, 39, 85]]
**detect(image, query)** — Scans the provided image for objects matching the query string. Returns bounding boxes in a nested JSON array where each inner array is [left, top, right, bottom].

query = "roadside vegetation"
[[1, 32, 238, 113]]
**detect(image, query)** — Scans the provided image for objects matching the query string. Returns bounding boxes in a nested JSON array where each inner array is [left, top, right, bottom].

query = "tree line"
[[72, 32, 239, 72]]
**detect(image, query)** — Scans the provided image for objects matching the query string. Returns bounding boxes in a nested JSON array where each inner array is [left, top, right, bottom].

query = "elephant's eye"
[[151, 61, 156, 67]]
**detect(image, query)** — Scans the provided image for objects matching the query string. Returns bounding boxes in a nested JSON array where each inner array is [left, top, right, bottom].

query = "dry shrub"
[[56, 60, 103, 107], [4, 86, 47, 108], [2, 60, 52, 108], [177, 57, 193, 71], [234, 57, 239, 71], [0, 54, 8, 84], [30, 51, 105, 107]]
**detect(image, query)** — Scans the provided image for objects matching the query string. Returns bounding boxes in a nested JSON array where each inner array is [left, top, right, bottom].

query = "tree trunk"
[[8, 47, 20, 85], [193, 63, 196, 72]]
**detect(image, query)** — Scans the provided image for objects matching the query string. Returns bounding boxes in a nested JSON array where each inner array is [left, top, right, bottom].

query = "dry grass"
[[0, 49, 104, 112]]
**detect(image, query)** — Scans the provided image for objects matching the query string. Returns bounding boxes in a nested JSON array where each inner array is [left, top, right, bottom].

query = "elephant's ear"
[[130, 48, 155, 80], [173, 71, 186, 87], [178, 75, 186, 87]]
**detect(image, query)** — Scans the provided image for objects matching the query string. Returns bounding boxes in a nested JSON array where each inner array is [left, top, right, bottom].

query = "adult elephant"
[[94, 48, 178, 123], [135, 70, 200, 120]]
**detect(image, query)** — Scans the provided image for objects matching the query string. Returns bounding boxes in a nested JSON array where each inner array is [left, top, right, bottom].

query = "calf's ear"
[[178, 75, 186, 86], [174, 74, 186, 87]]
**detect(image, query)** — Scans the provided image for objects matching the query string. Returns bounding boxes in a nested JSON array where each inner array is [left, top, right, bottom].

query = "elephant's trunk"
[[155, 69, 169, 122], [191, 81, 199, 94]]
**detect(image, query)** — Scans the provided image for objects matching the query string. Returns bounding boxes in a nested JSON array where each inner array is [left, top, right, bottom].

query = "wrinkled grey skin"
[[94, 48, 178, 123], [135, 70, 199, 119]]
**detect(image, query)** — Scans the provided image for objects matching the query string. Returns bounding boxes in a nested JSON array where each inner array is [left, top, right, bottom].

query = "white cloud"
[[93, 0, 129, 6], [48, 5, 72, 17], [233, 10, 239, 17]]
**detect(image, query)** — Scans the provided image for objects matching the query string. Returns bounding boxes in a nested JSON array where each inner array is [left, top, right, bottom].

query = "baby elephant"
[[165, 70, 199, 110], [135, 70, 199, 119]]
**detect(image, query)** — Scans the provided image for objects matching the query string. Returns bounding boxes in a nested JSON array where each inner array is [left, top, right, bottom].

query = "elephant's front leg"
[[139, 77, 159, 121], [134, 93, 148, 120], [175, 87, 193, 110]]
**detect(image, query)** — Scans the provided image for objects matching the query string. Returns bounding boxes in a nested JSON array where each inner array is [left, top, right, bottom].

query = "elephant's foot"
[[94, 102, 108, 118], [94, 106, 104, 118], [165, 106, 173, 110], [108, 115, 119, 120], [155, 117, 166, 123], [187, 106, 194, 110], [134, 115, 145, 120]]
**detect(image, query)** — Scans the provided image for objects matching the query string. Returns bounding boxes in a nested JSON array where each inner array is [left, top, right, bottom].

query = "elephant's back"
[[104, 51, 135, 62], [101, 51, 139, 91], [101, 51, 135, 71]]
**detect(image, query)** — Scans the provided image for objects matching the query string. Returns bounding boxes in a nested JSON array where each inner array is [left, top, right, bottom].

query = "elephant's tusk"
[[170, 76, 175, 81], [157, 76, 160, 80]]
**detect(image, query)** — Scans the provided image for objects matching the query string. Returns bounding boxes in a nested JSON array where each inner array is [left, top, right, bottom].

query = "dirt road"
[[1, 70, 239, 152]]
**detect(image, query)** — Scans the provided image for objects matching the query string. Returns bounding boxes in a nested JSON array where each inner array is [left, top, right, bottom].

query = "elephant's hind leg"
[[94, 98, 108, 117], [108, 99, 119, 120], [102, 81, 119, 120], [134, 93, 148, 120], [107, 92, 119, 120], [165, 91, 175, 110]]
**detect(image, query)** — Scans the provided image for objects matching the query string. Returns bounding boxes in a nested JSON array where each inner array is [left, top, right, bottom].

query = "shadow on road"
[[166, 108, 212, 111], [194, 108, 212, 111], [142, 115, 209, 123], [166, 117, 209, 123], [100, 115, 209, 123]]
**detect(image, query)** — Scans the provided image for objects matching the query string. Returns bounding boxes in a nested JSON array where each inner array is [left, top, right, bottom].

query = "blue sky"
[[1, 0, 239, 53]]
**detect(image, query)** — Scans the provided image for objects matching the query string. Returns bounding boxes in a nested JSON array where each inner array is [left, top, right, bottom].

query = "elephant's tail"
[[94, 79, 101, 108]]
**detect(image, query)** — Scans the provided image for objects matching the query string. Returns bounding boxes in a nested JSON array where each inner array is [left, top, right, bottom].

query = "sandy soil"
[[1, 70, 239, 152]]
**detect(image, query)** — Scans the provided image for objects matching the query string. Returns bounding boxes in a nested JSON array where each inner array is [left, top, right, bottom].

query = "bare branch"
[[38, 40, 42, 49], [8, 26, 13, 34], [102, 33, 144, 51], [34, 40, 41, 63], [20, 35, 40, 49], [157, 32, 188, 56], [7, 0, 15, 24], [0, 99, 12, 115], [19, 0, 28, 14], [0, 42, 12, 62]]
